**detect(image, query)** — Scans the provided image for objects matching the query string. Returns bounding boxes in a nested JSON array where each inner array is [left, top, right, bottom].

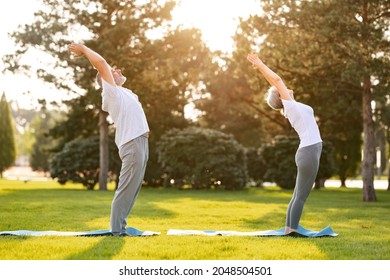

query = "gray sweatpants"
[[110, 135, 149, 235], [285, 142, 322, 230]]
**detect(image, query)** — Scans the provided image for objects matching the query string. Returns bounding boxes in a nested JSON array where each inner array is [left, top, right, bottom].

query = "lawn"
[[0, 179, 389, 260]]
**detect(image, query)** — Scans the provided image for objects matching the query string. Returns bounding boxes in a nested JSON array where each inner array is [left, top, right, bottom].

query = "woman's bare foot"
[[285, 226, 298, 234]]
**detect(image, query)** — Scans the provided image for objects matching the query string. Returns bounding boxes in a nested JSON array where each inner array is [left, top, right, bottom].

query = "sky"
[[0, 0, 261, 110]]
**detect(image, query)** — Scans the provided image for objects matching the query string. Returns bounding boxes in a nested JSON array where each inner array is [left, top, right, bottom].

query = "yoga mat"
[[167, 225, 338, 237], [0, 227, 160, 237]]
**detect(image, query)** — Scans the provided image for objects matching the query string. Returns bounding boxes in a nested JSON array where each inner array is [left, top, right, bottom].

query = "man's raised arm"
[[68, 43, 116, 86]]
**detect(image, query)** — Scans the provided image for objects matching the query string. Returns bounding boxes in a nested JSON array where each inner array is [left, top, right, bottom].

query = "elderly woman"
[[247, 54, 322, 234]]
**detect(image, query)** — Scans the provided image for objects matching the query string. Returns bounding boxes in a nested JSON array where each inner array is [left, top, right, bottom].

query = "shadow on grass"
[[66, 236, 126, 260], [2, 185, 389, 230], [240, 189, 390, 259], [0, 187, 175, 231], [1, 184, 390, 260]]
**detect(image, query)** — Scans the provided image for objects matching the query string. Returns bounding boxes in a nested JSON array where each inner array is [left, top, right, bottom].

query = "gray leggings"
[[110, 135, 149, 235], [286, 142, 322, 230]]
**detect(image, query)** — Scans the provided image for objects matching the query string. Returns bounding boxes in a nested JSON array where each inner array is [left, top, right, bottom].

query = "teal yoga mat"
[[0, 227, 160, 237], [167, 225, 338, 237]]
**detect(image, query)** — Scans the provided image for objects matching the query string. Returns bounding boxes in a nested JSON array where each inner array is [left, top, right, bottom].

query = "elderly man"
[[68, 43, 149, 236]]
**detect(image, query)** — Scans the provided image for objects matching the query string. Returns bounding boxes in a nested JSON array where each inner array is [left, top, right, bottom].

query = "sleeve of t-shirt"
[[101, 78, 120, 112]]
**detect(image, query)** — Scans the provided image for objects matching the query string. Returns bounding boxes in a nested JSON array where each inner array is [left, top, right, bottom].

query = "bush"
[[259, 135, 336, 189], [157, 127, 247, 190], [315, 140, 337, 188], [50, 136, 120, 190], [245, 147, 267, 186], [260, 135, 299, 189]]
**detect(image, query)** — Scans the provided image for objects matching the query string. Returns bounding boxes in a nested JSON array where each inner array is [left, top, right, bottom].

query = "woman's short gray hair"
[[96, 72, 102, 87], [265, 86, 283, 110]]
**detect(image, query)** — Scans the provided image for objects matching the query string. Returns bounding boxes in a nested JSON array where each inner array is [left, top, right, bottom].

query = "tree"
[[332, 135, 362, 187], [47, 95, 99, 153], [9, 103, 37, 163], [196, 53, 289, 148], [197, 1, 364, 191], [374, 67, 390, 190], [4, 0, 213, 189], [234, 0, 390, 201], [30, 100, 59, 174], [0, 93, 16, 177], [157, 127, 247, 190]]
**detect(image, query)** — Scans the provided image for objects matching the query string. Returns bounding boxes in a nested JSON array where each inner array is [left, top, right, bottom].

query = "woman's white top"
[[282, 99, 322, 149], [101, 79, 149, 148]]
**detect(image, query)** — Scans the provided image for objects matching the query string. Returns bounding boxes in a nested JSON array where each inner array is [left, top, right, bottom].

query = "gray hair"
[[96, 72, 102, 87], [265, 86, 283, 110], [96, 71, 127, 87]]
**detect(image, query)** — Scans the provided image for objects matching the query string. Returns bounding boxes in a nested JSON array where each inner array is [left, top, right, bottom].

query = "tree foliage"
[[259, 135, 336, 189], [10, 104, 37, 160], [4, 0, 214, 188], [259, 135, 299, 189], [245, 147, 267, 185], [0, 93, 16, 177], [220, 0, 390, 199], [50, 136, 120, 189], [197, 0, 366, 189], [315, 140, 337, 189], [196, 53, 289, 148], [157, 127, 247, 190], [30, 100, 61, 173], [4, 0, 389, 194]]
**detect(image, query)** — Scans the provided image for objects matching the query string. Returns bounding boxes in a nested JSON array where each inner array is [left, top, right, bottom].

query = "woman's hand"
[[246, 53, 292, 100]]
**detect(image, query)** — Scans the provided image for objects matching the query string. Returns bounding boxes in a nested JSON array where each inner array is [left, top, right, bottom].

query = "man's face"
[[288, 90, 294, 99], [111, 67, 126, 86]]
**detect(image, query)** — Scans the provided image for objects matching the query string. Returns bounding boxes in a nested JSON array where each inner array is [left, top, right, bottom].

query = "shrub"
[[260, 135, 299, 189], [259, 135, 336, 189], [245, 147, 267, 186], [50, 136, 120, 190], [157, 127, 247, 190], [315, 140, 337, 188]]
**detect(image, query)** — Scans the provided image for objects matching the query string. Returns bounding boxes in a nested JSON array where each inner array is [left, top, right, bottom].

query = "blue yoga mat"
[[167, 225, 338, 237], [0, 227, 160, 237]]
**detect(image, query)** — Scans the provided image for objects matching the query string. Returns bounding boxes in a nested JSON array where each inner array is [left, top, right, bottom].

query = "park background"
[[0, 0, 390, 261]]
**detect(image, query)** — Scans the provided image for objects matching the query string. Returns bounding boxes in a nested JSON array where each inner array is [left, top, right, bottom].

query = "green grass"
[[0, 179, 389, 260]]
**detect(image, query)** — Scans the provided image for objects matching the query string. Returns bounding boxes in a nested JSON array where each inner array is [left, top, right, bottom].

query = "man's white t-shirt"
[[282, 99, 322, 149], [101, 79, 149, 148]]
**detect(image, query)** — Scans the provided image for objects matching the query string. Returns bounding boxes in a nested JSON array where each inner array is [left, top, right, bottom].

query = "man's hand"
[[67, 42, 116, 86], [246, 54, 263, 69], [68, 43, 85, 57]]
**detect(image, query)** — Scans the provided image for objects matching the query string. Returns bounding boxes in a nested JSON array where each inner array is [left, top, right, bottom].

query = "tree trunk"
[[99, 109, 109, 191], [388, 164, 390, 191], [339, 176, 347, 188], [387, 130, 390, 191], [361, 76, 377, 201], [314, 178, 325, 189]]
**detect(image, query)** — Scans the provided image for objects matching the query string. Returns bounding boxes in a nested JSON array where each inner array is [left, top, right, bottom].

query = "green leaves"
[[157, 127, 247, 190], [0, 93, 16, 176], [49, 136, 119, 189]]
